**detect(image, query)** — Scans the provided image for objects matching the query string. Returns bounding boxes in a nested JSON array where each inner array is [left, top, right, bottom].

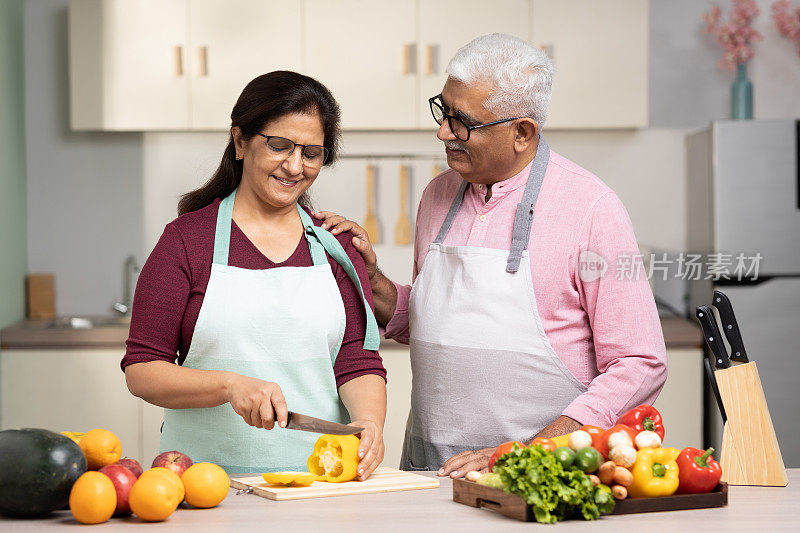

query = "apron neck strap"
[[298, 205, 381, 351], [431, 136, 551, 274], [506, 136, 550, 273], [213, 189, 237, 266]]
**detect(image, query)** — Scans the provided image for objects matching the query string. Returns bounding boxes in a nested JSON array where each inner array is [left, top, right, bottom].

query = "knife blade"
[[712, 290, 749, 363], [695, 305, 731, 369], [285, 412, 363, 435], [704, 358, 728, 423]]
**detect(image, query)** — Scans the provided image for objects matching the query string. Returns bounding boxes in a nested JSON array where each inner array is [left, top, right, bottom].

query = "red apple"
[[151, 450, 193, 477], [99, 464, 138, 516], [116, 457, 143, 478]]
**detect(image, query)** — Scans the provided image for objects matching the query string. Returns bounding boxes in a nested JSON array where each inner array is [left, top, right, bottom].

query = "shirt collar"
[[469, 157, 535, 198]]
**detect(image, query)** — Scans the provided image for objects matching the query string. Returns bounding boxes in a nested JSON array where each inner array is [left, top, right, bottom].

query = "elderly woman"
[[122, 71, 386, 478]]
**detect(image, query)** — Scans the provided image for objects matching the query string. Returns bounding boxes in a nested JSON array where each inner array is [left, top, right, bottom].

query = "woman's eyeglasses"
[[256, 133, 329, 167]]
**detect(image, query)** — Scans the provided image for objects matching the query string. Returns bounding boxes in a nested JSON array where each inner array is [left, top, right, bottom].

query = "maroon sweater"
[[122, 198, 386, 387]]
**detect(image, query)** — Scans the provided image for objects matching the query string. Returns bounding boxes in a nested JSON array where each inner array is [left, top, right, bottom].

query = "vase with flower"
[[703, 0, 762, 120]]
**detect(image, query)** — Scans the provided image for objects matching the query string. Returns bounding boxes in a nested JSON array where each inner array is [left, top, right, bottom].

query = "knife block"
[[714, 362, 787, 486]]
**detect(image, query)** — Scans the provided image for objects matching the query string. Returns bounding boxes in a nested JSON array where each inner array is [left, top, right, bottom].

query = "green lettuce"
[[492, 444, 615, 523]]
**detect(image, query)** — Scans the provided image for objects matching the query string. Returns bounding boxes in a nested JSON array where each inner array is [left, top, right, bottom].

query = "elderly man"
[[317, 33, 666, 477]]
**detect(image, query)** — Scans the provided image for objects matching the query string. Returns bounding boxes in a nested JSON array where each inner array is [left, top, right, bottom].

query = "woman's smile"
[[271, 175, 301, 188]]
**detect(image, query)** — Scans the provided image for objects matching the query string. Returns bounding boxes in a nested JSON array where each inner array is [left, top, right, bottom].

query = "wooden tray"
[[453, 478, 727, 521]]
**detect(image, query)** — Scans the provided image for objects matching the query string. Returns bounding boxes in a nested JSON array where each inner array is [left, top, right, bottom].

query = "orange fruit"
[[140, 467, 185, 501], [129, 469, 183, 522], [182, 463, 229, 508], [69, 471, 117, 524], [79, 428, 122, 470]]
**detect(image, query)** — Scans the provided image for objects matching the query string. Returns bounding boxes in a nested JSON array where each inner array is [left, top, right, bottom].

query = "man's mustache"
[[444, 141, 469, 154]]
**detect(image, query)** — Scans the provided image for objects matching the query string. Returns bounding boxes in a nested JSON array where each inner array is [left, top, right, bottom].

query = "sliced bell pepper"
[[618, 404, 666, 441], [675, 447, 722, 494], [261, 471, 317, 487], [307, 434, 360, 483], [627, 447, 680, 498], [550, 433, 571, 449]]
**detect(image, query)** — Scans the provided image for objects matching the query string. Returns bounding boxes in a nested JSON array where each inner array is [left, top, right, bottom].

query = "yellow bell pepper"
[[261, 471, 316, 487], [551, 433, 571, 448], [307, 434, 360, 483], [628, 447, 680, 498], [61, 431, 85, 444]]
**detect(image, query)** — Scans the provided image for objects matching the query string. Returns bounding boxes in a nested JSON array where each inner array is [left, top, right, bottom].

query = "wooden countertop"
[[1, 316, 701, 350], [1, 470, 797, 531]]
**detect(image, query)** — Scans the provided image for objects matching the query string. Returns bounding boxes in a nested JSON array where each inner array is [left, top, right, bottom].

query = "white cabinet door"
[[417, 0, 530, 128], [304, 0, 417, 129], [0, 349, 144, 462], [188, 0, 304, 130], [69, 0, 190, 130], [531, 0, 648, 129]]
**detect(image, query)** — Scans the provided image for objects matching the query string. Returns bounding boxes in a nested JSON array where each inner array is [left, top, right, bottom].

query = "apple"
[[99, 464, 138, 516], [116, 457, 143, 478], [151, 450, 193, 477]]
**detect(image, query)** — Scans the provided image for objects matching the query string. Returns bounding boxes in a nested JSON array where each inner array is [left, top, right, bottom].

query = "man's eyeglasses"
[[429, 94, 526, 142], [256, 133, 329, 167]]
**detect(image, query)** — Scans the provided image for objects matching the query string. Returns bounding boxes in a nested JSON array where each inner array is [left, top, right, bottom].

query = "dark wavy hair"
[[178, 71, 341, 215]]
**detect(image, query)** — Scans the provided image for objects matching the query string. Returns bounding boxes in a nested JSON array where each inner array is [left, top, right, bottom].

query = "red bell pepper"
[[597, 424, 638, 459], [618, 404, 666, 441], [676, 447, 722, 494]]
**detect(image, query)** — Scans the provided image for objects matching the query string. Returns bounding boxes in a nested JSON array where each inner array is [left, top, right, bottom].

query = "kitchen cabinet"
[[69, 0, 190, 130], [304, 0, 417, 130], [70, 0, 647, 131], [69, 0, 303, 130], [531, 0, 649, 129], [0, 348, 163, 465]]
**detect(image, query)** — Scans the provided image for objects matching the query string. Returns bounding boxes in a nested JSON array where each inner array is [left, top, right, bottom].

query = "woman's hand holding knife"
[[225, 374, 289, 429]]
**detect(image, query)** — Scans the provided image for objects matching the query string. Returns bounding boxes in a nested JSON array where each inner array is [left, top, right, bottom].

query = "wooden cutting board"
[[230, 467, 439, 501]]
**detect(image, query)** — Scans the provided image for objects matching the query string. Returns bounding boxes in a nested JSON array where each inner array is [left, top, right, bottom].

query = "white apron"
[[160, 189, 380, 473], [401, 138, 587, 471]]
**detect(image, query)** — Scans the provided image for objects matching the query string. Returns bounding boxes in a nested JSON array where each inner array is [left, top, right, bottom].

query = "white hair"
[[445, 33, 554, 127]]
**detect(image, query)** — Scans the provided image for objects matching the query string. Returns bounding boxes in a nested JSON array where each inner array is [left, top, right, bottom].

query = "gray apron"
[[401, 138, 587, 471]]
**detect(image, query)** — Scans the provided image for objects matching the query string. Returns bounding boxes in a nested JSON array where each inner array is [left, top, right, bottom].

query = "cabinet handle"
[[199, 46, 208, 77], [426, 44, 439, 75], [403, 43, 417, 75], [174, 46, 184, 77]]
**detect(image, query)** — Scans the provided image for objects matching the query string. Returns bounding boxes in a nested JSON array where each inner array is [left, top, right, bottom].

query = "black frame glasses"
[[429, 94, 526, 142], [256, 133, 330, 166]]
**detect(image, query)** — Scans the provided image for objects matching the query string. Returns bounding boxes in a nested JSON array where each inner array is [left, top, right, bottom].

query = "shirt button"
[[478, 184, 484, 190], [479, 215, 487, 222]]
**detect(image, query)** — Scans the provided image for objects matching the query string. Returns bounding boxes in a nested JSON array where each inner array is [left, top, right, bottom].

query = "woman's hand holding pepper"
[[350, 419, 384, 481], [225, 373, 288, 430]]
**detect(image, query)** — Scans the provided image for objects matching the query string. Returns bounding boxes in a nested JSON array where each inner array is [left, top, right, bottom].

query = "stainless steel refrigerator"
[[687, 120, 800, 467]]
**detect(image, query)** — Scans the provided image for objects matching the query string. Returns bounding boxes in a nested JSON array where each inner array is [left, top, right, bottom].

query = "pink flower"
[[704, 0, 762, 69], [772, 0, 800, 55]]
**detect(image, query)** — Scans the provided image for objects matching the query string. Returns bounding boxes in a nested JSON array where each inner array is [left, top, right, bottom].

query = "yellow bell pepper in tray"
[[627, 447, 681, 498], [307, 434, 360, 483]]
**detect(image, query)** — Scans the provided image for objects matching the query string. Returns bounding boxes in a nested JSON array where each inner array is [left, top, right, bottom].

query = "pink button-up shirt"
[[385, 150, 667, 428]]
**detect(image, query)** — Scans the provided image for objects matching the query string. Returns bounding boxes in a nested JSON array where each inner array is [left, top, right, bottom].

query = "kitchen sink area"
[[0, 315, 130, 349]]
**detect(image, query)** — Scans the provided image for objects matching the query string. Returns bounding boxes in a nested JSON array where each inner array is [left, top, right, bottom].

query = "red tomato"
[[530, 437, 557, 453], [597, 424, 638, 459], [580, 425, 606, 451], [488, 441, 526, 470]]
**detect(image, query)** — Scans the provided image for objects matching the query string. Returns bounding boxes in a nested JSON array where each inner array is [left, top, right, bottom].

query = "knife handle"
[[712, 290, 749, 363], [695, 305, 731, 369]]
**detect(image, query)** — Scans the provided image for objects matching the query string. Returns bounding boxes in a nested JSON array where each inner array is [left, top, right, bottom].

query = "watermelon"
[[0, 428, 87, 517]]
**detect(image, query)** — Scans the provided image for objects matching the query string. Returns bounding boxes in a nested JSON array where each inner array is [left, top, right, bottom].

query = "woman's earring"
[[236, 153, 243, 160]]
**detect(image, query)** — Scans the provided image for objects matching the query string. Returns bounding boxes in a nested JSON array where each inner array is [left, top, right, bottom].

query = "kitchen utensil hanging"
[[394, 164, 412, 245], [363, 164, 380, 244], [696, 291, 787, 486]]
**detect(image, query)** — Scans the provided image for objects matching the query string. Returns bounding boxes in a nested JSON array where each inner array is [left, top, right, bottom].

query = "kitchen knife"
[[285, 411, 363, 435], [695, 305, 732, 369], [704, 358, 728, 423], [712, 290, 749, 363]]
